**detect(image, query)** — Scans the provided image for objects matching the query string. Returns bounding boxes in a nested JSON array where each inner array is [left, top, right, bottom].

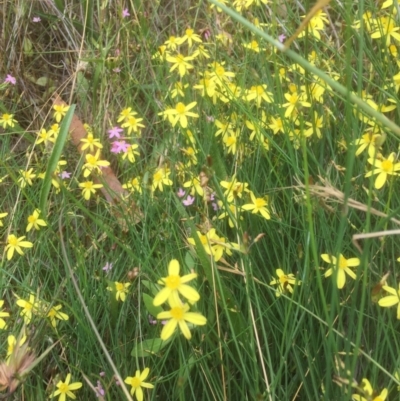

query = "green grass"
[[1, 0, 400, 399]]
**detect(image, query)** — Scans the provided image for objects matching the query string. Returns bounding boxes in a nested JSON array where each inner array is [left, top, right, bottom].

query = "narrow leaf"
[[39, 104, 75, 214]]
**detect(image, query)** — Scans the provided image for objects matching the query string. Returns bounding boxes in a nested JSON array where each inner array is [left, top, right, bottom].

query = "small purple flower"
[[108, 126, 123, 139], [210, 192, 216, 201], [203, 29, 211, 41], [99, 371, 106, 377], [122, 8, 130, 17], [102, 262, 113, 273], [183, 195, 195, 206], [212, 202, 219, 211], [113, 67, 121, 73], [149, 315, 157, 325], [32, 16, 41, 22], [95, 381, 105, 397], [111, 140, 129, 154], [278, 34, 286, 43], [177, 188, 186, 198], [4, 74, 16, 85], [206, 115, 215, 123], [59, 171, 71, 179]]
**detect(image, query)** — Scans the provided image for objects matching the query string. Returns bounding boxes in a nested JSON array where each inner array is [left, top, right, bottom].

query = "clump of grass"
[[1, 0, 400, 399]]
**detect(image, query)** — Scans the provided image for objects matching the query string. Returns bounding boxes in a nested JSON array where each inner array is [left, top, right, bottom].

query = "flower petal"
[[140, 367, 150, 381], [346, 258, 360, 267], [153, 288, 171, 306], [337, 269, 346, 289], [178, 284, 200, 302], [168, 259, 180, 275], [184, 312, 207, 326], [378, 295, 399, 307], [178, 319, 192, 339], [160, 319, 178, 340]]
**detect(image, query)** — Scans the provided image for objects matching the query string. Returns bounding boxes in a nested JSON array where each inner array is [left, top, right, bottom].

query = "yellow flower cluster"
[[153, 259, 206, 340]]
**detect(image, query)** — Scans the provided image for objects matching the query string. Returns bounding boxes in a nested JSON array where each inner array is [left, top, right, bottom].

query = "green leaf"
[[39, 104, 75, 215], [131, 338, 168, 357], [141, 280, 160, 297], [184, 251, 195, 269], [143, 293, 163, 318], [36, 77, 49, 86]]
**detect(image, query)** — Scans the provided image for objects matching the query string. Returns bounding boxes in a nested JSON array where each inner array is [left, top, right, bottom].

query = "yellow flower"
[[245, 84, 273, 107], [322, 253, 360, 289], [5, 235, 33, 260], [0, 212, 8, 227], [80, 133, 103, 152], [365, 152, 400, 189], [270, 269, 301, 297], [107, 282, 131, 302], [378, 283, 400, 319], [53, 104, 70, 122], [7, 334, 27, 361], [117, 107, 137, 123], [83, 150, 110, 177], [243, 40, 261, 52], [16, 294, 39, 324], [157, 298, 207, 340], [220, 176, 249, 202], [78, 181, 103, 200], [282, 91, 311, 117], [354, 132, 382, 156], [0, 300, 10, 329], [121, 144, 140, 163], [268, 116, 285, 135], [152, 167, 172, 192], [183, 175, 204, 196], [352, 378, 388, 401], [36, 128, 55, 146], [187, 229, 236, 262], [122, 177, 142, 194], [208, 61, 235, 85], [371, 16, 400, 46], [47, 304, 69, 328], [0, 113, 17, 128], [50, 373, 82, 401], [223, 134, 238, 155], [18, 168, 36, 188], [242, 191, 271, 220], [304, 112, 324, 138], [169, 81, 189, 99], [160, 102, 199, 128], [26, 209, 47, 232], [121, 115, 145, 135], [166, 53, 194, 77], [164, 35, 181, 51], [124, 367, 154, 401], [179, 28, 202, 48], [153, 259, 199, 306]]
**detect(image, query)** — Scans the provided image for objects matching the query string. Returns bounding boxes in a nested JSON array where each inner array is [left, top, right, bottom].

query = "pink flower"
[[112, 67, 121, 73], [59, 171, 71, 179], [111, 140, 129, 154], [32, 16, 41, 22], [183, 195, 195, 206], [108, 126, 123, 139], [278, 34, 286, 43], [4, 74, 16, 85], [177, 188, 186, 198], [95, 381, 105, 397], [102, 262, 113, 272], [122, 8, 130, 17], [203, 29, 211, 41], [99, 372, 106, 377]]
